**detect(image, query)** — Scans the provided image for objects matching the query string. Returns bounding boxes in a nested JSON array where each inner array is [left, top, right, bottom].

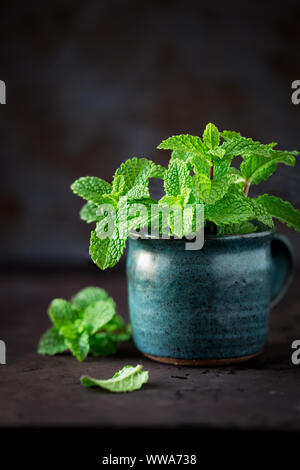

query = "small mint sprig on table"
[[38, 287, 131, 361], [81, 364, 149, 393]]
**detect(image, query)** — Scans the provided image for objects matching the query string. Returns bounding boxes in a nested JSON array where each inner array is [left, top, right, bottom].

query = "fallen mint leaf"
[[80, 365, 149, 392]]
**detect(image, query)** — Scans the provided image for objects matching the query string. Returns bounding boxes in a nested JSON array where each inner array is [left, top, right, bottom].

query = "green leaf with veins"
[[113, 158, 162, 195], [159, 195, 180, 207], [221, 130, 242, 141], [214, 161, 231, 178], [104, 313, 126, 332], [220, 132, 277, 161], [48, 299, 78, 331], [158, 135, 210, 162], [240, 150, 296, 185], [249, 199, 274, 228], [187, 155, 210, 174], [126, 184, 149, 199], [71, 286, 110, 311], [60, 319, 83, 339], [228, 167, 245, 182], [151, 164, 166, 179], [217, 222, 257, 235], [65, 331, 90, 362], [80, 202, 102, 223], [164, 159, 192, 197], [81, 300, 116, 335], [89, 229, 126, 270], [188, 156, 229, 179], [206, 186, 254, 225], [71, 177, 112, 204], [207, 147, 226, 160], [194, 173, 230, 205], [81, 365, 149, 393], [112, 174, 126, 195], [171, 150, 196, 164], [159, 187, 192, 208], [203, 123, 220, 150], [118, 197, 156, 237], [38, 327, 68, 355], [256, 195, 300, 231]]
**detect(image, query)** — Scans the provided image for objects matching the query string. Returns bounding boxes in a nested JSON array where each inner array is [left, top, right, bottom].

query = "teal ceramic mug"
[[126, 231, 294, 365]]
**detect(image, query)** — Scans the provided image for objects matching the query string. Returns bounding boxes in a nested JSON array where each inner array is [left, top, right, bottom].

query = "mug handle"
[[271, 233, 295, 309]]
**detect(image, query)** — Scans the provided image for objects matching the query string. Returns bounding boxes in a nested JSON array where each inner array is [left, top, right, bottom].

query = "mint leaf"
[[170, 150, 196, 163], [81, 365, 149, 393], [48, 299, 77, 331], [80, 202, 102, 223], [89, 317, 131, 356], [59, 319, 83, 339], [81, 300, 116, 335], [208, 147, 226, 160], [158, 195, 179, 207], [151, 164, 166, 179], [250, 199, 274, 228], [89, 332, 118, 356], [188, 155, 210, 175], [65, 331, 90, 362], [193, 173, 229, 205], [114, 158, 161, 195], [206, 187, 254, 225], [158, 135, 209, 160], [164, 159, 192, 197], [203, 123, 220, 150], [221, 130, 242, 141], [217, 222, 257, 235], [228, 167, 245, 182], [241, 150, 296, 185], [118, 197, 155, 237], [159, 187, 192, 209], [214, 161, 231, 178], [71, 177, 112, 204], [71, 286, 110, 311], [126, 184, 149, 199], [104, 313, 126, 332], [256, 195, 300, 231], [89, 230, 126, 270], [112, 174, 126, 195], [220, 132, 276, 161], [38, 327, 68, 355]]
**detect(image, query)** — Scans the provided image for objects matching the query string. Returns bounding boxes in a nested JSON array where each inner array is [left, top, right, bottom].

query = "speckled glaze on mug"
[[126, 231, 294, 365]]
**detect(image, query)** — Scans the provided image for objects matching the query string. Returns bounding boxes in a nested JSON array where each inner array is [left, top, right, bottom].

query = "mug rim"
[[129, 229, 275, 243]]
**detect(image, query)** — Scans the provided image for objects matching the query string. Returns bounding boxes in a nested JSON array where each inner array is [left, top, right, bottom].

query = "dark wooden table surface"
[[1, 265, 300, 430]]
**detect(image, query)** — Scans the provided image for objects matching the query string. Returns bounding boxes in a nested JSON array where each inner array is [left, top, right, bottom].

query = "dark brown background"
[[1, 0, 300, 267]]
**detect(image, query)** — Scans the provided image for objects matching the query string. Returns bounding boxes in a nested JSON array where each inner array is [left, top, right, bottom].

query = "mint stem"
[[244, 180, 250, 197], [210, 165, 214, 180]]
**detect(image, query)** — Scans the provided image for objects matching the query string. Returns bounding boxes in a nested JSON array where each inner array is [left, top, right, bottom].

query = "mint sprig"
[[38, 287, 131, 361]]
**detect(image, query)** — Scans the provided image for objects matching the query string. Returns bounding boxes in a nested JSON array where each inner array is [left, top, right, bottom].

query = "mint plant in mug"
[[70, 124, 300, 365], [71, 123, 300, 271]]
